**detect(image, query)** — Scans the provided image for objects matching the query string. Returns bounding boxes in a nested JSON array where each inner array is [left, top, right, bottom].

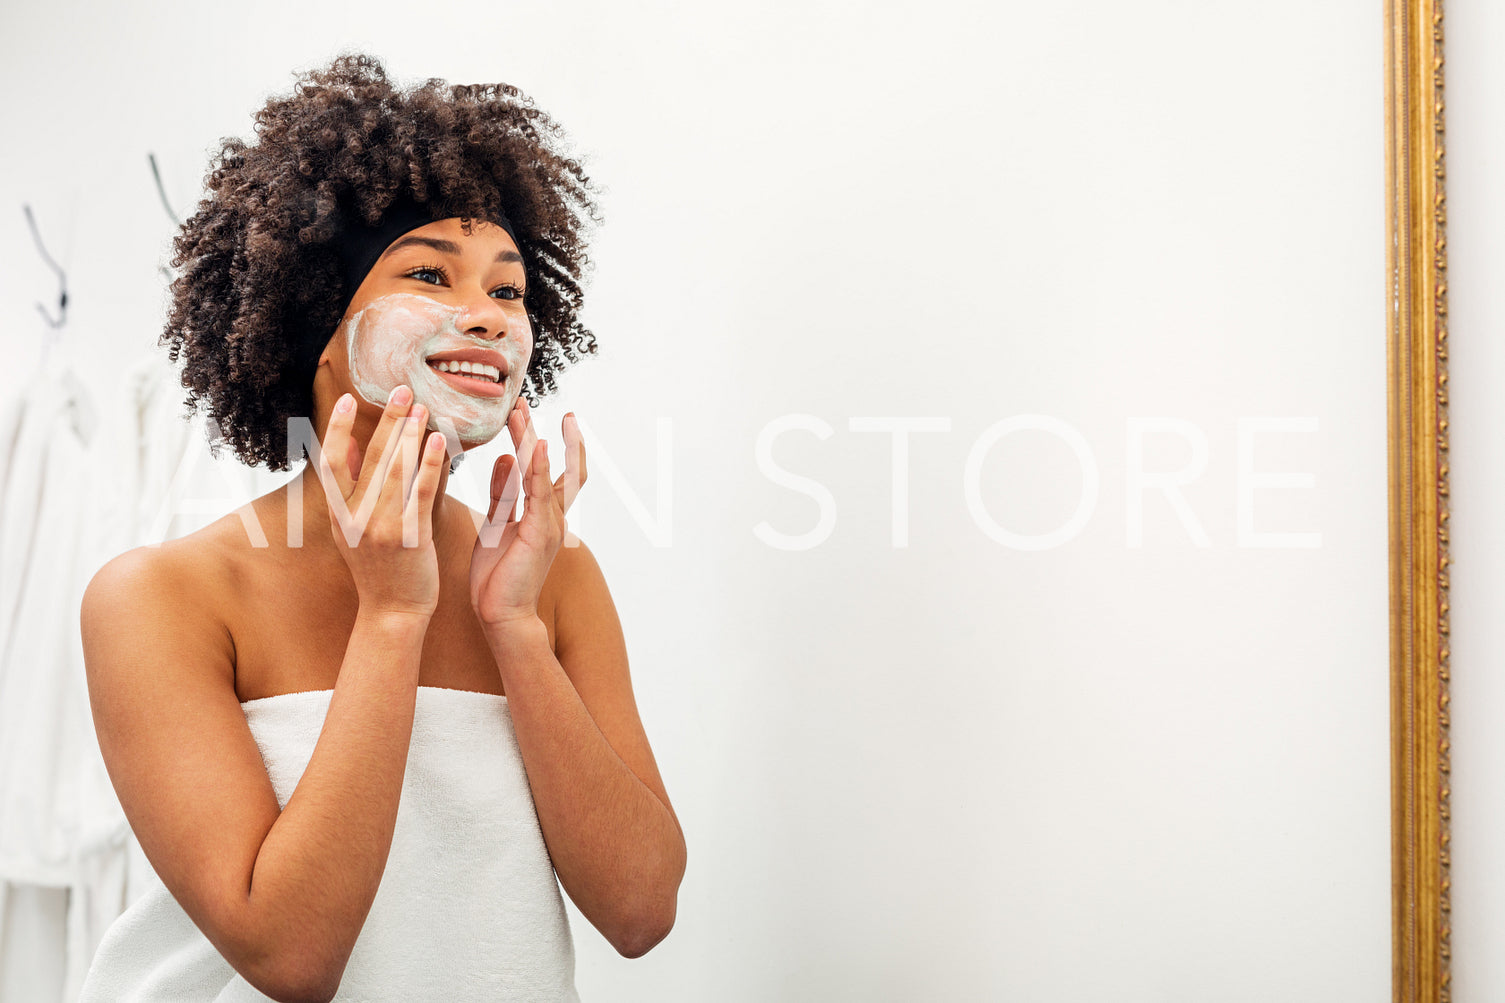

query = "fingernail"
[[336, 394, 353, 413], [391, 386, 412, 405], [428, 432, 444, 451]]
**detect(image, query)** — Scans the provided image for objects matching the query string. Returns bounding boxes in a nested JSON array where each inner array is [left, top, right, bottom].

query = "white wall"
[[0, 1, 1391, 999], [1443, 1, 1505, 998]]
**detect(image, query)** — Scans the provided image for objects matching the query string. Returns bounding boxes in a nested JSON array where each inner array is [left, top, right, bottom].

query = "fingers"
[[350, 392, 429, 540], [317, 393, 359, 501], [478, 454, 524, 548], [317, 385, 444, 551], [491, 399, 585, 549], [510, 398, 586, 515], [360, 401, 423, 522], [508, 396, 539, 480], [489, 454, 524, 523], [372, 403, 437, 548], [396, 404, 430, 506], [378, 403, 428, 541], [359, 386, 420, 492], [316, 395, 365, 546], [530, 438, 551, 497], [554, 412, 586, 513], [525, 437, 558, 528], [402, 430, 449, 547], [488, 456, 506, 523]]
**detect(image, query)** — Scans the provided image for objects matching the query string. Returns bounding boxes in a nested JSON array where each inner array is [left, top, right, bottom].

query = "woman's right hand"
[[315, 385, 448, 618]]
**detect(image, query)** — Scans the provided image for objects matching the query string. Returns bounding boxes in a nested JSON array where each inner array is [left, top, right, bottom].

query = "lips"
[[425, 347, 510, 398]]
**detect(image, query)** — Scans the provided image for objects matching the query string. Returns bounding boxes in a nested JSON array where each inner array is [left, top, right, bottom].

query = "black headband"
[[334, 193, 519, 318]]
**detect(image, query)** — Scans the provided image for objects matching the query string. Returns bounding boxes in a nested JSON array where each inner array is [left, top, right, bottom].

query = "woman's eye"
[[406, 266, 446, 285], [491, 284, 526, 301]]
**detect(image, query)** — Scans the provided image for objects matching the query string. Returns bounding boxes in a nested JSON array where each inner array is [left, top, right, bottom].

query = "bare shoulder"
[[81, 506, 275, 708], [82, 514, 248, 665], [85, 535, 219, 614], [546, 530, 608, 594], [543, 533, 636, 709], [543, 532, 626, 657]]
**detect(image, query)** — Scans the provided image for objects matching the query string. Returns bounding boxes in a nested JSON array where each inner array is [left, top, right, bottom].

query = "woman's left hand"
[[470, 396, 586, 628]]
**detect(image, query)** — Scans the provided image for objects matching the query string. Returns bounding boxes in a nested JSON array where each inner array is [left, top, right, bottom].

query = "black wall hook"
[[147, 152, 181, 226], [149, 153, 183, 283], [22, 204, 67, 329]]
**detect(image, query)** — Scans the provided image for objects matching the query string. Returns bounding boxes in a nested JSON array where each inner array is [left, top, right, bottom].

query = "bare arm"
[[84, 390, 447, 1003], [486, 537, 685, 958], [468, 399, 684, 958], [85, 566, 427, 1001]]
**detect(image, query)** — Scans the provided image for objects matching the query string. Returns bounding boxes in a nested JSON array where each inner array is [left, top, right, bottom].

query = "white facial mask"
[[342, 293, 532, 445]]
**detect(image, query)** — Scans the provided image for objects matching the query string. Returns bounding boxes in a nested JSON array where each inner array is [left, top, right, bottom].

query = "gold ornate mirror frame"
[[1387, 0, 1449, 1000]]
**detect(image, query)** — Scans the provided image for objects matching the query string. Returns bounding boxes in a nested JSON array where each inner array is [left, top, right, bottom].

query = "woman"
[[78, 54, 684, 1001]]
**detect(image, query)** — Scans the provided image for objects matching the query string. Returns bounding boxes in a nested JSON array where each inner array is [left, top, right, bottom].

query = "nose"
[[456, 288, 511, 341]]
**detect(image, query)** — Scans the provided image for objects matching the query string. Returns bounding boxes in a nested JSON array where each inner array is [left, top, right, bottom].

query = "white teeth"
[[429, 360, 504, 383]]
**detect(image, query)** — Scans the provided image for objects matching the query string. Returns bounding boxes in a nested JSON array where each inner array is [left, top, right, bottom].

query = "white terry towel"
[[79, 686, 578, 1001]]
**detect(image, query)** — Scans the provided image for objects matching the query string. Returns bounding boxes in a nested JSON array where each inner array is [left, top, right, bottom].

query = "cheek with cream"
[[342, 292, 532, 445]]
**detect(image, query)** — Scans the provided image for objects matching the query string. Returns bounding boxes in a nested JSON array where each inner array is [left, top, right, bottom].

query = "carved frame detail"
[[1387, 0, 1449, 1000]]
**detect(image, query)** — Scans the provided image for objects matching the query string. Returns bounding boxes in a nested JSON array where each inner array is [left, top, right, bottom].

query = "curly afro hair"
[[164, 53, 602, 470]]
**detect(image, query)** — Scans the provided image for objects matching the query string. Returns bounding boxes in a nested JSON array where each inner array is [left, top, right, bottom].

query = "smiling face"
[[323, 217, 533, 448]]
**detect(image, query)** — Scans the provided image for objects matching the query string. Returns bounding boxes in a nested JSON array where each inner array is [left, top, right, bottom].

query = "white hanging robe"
[[0, 329, 131, 1003]]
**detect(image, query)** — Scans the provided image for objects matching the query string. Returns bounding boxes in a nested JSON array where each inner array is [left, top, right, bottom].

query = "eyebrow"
[[380, 235, 525, 265], [381, 235, 459, 258]]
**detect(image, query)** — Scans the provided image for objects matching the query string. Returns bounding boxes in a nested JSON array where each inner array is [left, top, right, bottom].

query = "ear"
[[316, 326, 344, 367]]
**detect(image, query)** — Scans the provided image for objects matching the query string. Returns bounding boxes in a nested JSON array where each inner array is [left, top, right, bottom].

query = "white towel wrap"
[[80, 685, 578, 1001]]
